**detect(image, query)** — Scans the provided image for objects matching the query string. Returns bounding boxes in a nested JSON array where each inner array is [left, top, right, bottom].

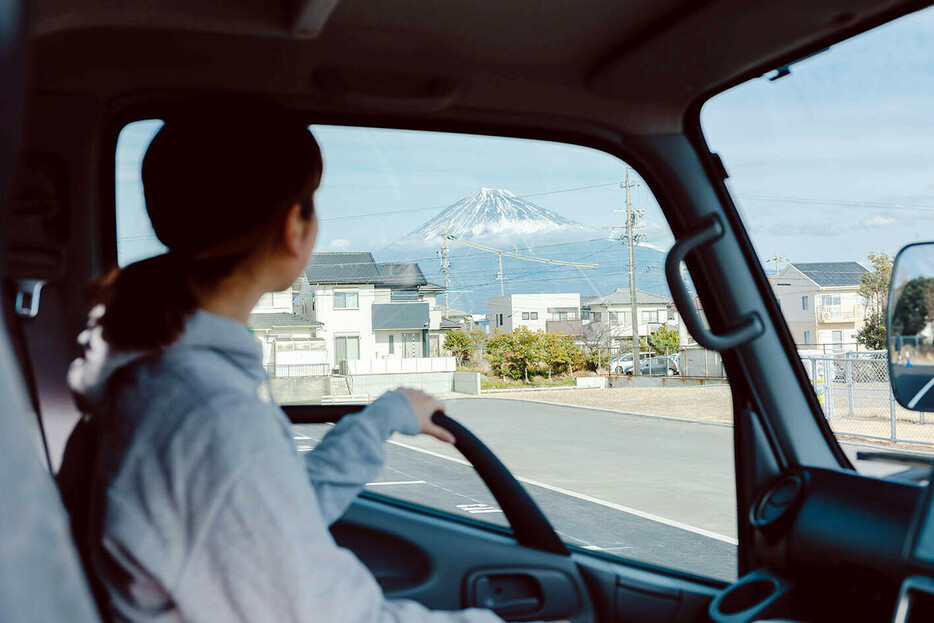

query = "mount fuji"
[[407, 187, 592, 242], [376, 188, 670, 313]]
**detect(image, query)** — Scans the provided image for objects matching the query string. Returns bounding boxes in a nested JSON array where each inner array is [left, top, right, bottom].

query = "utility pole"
[[767, 250, 787, 276], [496, 253, 505, 296], [439, 234, 451, 317], [613, 168, 643, 375]]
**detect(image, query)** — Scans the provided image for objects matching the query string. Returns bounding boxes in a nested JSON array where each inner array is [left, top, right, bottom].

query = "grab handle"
[[666, 214, 764, 352]]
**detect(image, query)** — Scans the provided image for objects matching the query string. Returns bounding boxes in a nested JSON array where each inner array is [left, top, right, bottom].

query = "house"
[[296, 252, 446, 366], [768, 262, 869, 351], [581, 288, 675, 346], [248, 289, 326, 376], [487, 293, 581, 333]]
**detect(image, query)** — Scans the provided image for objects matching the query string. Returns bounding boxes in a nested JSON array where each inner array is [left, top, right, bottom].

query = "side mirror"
[[889, 242, 934, 410]]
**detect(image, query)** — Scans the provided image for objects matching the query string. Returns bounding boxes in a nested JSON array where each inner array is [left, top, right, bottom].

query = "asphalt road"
[[293, 397, 930, 582], [891, 363, 934, 410], [295, 397, 739, 580]]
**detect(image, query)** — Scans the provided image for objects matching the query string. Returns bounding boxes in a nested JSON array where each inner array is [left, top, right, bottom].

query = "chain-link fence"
[[801, 351, 934, 446]]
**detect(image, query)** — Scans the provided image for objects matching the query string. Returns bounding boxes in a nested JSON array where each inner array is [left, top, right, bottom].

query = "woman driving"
[[68, 106, 524, 622]]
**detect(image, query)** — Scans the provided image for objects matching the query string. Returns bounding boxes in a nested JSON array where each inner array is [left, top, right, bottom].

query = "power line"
[[318, 182, 623, 224], [737, 194, 934, 213]]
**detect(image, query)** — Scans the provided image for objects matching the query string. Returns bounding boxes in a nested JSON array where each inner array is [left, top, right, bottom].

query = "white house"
[[487, 293, 581, 333], [295, 252, 447, 367], [768, 262, 868, 351], [581, 288, 676, 346], [248, 289, 326, 376]]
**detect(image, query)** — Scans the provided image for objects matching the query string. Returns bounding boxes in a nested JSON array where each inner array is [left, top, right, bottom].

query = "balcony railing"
[[817, 305, 861, 323], [265, 363, 331, 378]]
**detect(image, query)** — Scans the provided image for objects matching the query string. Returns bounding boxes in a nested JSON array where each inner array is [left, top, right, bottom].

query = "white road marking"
[[582, 545, 603, 551], [366, 480, 426, 486], [387, 438, 738, 546], [457, 503, 503, 514], [908, 376, 934, 409]]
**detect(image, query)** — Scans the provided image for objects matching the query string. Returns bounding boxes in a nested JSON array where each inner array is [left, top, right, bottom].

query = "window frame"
[[334, 290, 360, 310]]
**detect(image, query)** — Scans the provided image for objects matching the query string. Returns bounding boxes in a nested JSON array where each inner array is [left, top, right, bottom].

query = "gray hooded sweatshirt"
[[69, 308, 501, 623]]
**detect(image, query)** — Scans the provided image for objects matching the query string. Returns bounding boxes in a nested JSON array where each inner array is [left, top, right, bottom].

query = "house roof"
[[440, 317, 463, 330], [375, 262, 428, 287], [248, 313, 322, 330], [303, 252, 432, 288], [791, 262, 868, 288], [584, 288, 671, 306]]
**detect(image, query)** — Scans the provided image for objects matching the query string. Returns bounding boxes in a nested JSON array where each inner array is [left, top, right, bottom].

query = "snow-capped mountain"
[[376, 187, 672, 313], [407, 187, 589, 241]]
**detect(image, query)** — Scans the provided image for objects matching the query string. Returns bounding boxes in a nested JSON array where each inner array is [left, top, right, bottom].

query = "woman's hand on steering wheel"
[[398, 388, 456, 445]]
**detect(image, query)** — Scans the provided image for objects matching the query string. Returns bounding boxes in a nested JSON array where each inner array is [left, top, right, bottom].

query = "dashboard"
[[706, 467, 934, 623]]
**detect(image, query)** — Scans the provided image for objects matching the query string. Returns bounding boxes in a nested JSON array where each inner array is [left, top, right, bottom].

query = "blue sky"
[[117, 5, 934, 276]]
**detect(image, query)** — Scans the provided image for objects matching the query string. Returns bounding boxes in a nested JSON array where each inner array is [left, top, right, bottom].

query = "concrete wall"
[[576, 376, 607, 389], [453, 372, 481, 394], [345, 356, 455, 375], [609, 375, 728, 388], [348, 372, 455, 398], [269, 377, 328, 405]]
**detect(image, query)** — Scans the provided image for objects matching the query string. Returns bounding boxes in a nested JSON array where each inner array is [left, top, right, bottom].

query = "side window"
[[702, 7, 934, 463], [115, 122, 736, 580]]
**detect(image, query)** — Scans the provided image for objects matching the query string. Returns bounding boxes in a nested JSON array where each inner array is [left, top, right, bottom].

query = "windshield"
[[701, 6, 934, 470]]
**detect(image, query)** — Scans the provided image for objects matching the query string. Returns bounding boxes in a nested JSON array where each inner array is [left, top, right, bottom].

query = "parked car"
[[640, 356, 679, 376], [610, 351, 654, 374]]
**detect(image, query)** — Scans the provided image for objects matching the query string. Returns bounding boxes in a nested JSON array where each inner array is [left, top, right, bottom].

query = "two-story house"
[[296, 252, 445, 367], [768, 262, 869, 351], [487, 293, 581, 333], [581, 288, 675, 347], [247, 290, 326, 376]]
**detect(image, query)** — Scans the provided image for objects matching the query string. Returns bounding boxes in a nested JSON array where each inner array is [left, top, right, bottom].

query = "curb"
[[453, 395, 734, 429]]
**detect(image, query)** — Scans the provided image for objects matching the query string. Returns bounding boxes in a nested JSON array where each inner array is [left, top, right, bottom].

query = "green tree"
[[856, 251, 894, 350], [856, 311, 887, 350], [484, 326, 542, 381], [443, 331, 472, 366], [540, 331, 582, 375], [891, 277, 934, 337], [649, 325, 679, 354]]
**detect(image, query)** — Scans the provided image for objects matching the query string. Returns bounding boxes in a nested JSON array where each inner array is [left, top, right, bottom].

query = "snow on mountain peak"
[[407, 187, 582, 241]]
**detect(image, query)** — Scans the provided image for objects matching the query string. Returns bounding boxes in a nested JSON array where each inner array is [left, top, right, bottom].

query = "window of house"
[[334, 291, 359, 309], [702, 5, 934, 467], [522, 312, 530, 320], [801, 296, 808, 311], [592, 311, 602, 322], [803, 330, 811, 345], [641, 311, 654, 323], [114, 120, 735, 581], [335, 335, 360, 362]]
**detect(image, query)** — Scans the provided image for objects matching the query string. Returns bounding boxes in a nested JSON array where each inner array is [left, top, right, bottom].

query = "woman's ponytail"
[[94, 254, 197, 350]]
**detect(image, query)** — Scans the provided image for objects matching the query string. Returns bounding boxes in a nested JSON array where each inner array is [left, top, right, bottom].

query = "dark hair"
[[95, 104, 322, 350]]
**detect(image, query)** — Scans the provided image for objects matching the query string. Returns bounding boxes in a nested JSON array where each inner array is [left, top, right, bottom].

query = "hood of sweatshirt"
[[68, 306, 264, 414]]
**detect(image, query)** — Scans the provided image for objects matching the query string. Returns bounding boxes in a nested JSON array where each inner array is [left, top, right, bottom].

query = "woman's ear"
[[281, 202, 307, 257]]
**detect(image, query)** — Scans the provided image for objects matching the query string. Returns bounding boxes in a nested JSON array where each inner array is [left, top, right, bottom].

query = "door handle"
[[473, 575, 542, 616], [465, 569, 580, 620]]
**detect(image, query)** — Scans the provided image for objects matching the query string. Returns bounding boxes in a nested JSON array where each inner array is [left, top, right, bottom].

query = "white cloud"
[[321, 238, 353, 251], [863, 216, 895, 227]]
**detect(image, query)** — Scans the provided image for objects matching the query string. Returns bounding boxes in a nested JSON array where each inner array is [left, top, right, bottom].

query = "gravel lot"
[[471, 386, 734, 424]]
